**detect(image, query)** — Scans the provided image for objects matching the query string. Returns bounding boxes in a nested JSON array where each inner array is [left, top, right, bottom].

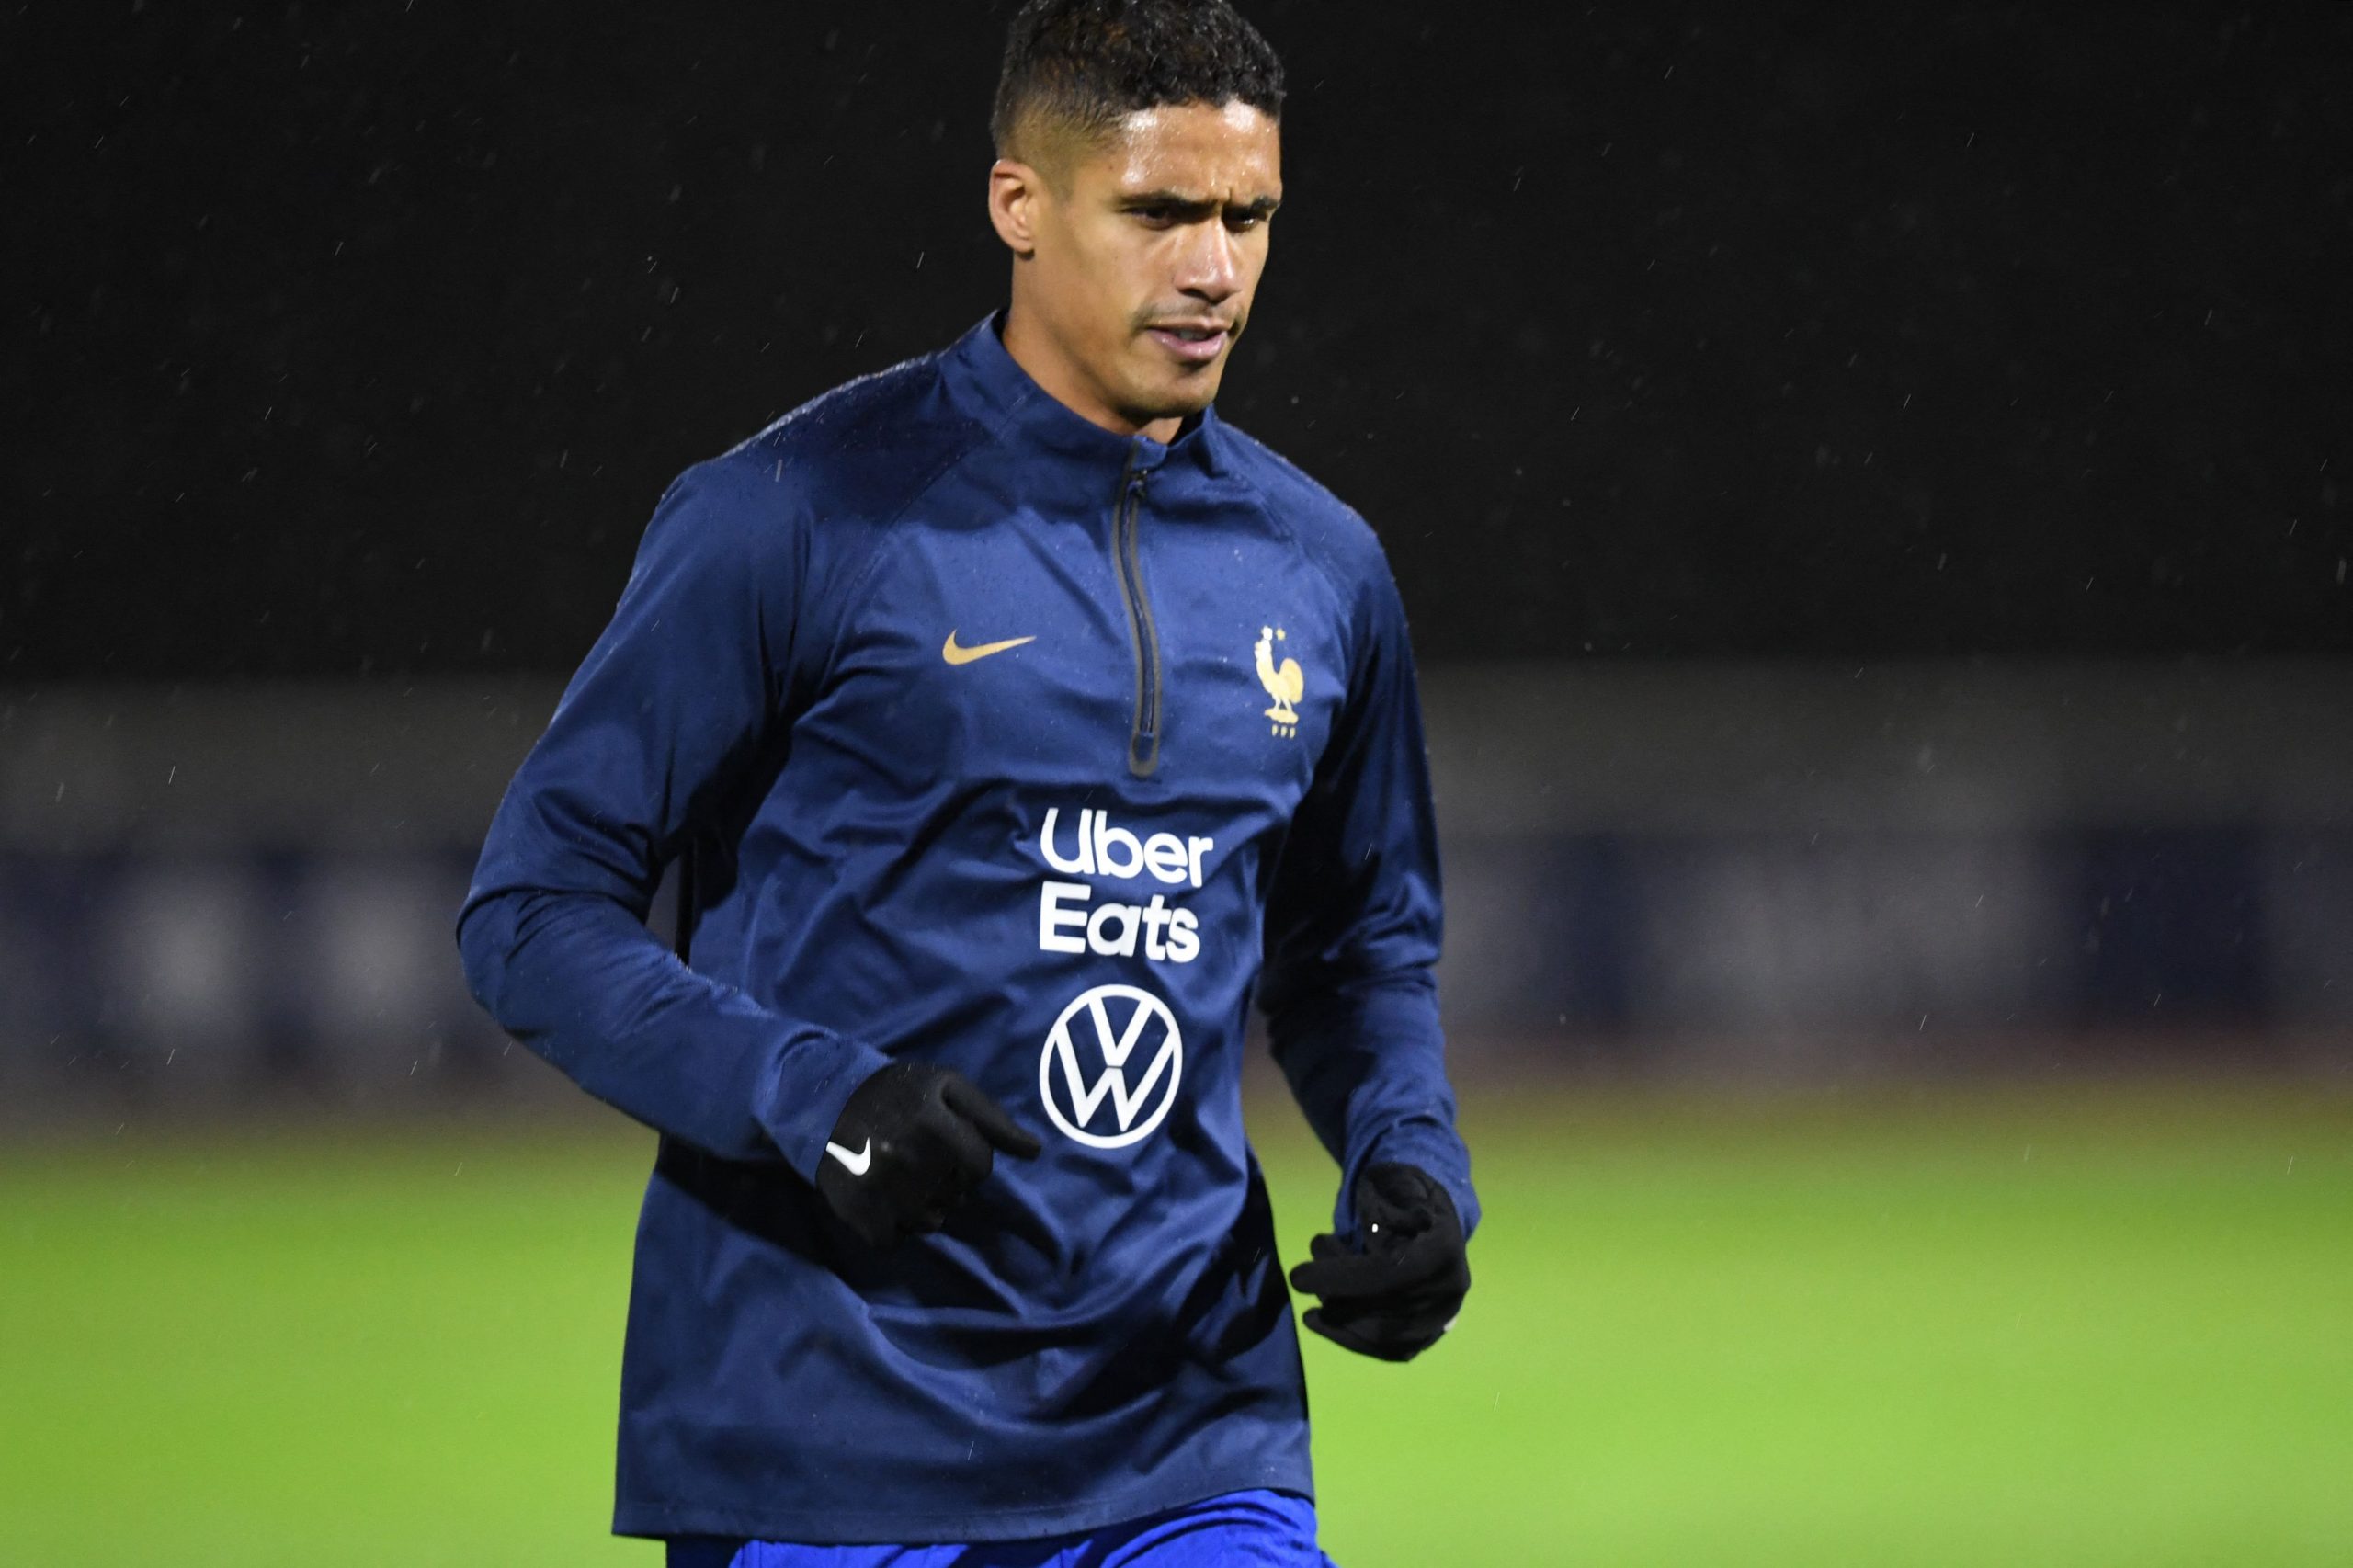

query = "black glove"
[[813, 1062, 1041, 1247], [1288, 1163, 1470, 1362]]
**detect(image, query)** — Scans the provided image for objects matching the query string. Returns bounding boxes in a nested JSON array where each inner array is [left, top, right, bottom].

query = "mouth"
[[1143, 322, 1232, 365]]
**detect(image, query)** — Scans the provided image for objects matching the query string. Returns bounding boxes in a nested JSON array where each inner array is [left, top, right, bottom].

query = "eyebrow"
[[1120, 189, 1282, 219]]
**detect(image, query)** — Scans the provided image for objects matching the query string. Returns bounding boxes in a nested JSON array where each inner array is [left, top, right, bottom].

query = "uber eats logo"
[[1034, 806, 1214, 965]]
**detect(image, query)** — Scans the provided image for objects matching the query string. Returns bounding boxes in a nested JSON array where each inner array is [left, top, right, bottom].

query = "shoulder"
[[658, 347, 989, 558], [1214, 417, 1401, 610]]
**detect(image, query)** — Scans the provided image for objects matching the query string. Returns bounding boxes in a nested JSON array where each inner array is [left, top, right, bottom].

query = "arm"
[[454, 462, 889, 1176], [1258, 546, 1479, 1245]]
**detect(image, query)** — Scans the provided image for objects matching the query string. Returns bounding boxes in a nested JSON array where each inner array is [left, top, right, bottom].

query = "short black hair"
[[991, 0, 1286, 163]]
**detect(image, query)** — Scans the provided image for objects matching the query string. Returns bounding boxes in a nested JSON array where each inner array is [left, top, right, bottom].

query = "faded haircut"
[[991, 0, 1286, 166]]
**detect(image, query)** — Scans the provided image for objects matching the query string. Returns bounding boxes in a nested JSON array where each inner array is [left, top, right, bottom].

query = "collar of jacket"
[[941, 309, 1235, 485]]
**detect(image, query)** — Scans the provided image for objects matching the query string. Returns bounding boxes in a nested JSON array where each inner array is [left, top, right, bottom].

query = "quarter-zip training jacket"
[[456, 312, 1479, 1545]]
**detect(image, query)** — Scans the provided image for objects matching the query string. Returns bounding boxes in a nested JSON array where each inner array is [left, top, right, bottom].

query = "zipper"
[[1110, 450, 1164, 778]]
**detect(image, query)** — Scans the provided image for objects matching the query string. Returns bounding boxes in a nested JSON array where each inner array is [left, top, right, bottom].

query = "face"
[[991, 100, 1282, 436]]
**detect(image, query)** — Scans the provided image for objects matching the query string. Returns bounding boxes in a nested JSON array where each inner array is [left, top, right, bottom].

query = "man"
[[457, 2, 1476, 1562]]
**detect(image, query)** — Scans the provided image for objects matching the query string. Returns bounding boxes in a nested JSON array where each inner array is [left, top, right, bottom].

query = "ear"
[[987, 158, 1044, 259]]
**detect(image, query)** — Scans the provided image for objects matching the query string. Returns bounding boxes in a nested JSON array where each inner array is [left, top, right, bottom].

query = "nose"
[[1174, 222, 1242, 306]]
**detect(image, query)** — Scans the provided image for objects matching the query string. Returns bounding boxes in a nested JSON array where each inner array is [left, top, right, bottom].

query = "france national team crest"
[[1254, 625, 1302, 738], [1040, 983, 1184, 1149]]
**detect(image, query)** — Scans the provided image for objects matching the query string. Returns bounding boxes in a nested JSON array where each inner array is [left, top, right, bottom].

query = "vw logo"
[[1039, 983, 1184, 1149]]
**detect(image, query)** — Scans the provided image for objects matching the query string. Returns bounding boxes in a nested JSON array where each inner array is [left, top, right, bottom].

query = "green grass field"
[[4, 1080, 2348, 1566]]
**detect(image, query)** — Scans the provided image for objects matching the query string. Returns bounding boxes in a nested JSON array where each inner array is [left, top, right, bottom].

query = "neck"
[[1000, 297, 1186, 445]]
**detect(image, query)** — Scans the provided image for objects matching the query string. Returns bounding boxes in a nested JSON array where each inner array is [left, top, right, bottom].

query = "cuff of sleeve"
[[751, 1024, 893, 1184], [1353, 1117, 1481, 1242]]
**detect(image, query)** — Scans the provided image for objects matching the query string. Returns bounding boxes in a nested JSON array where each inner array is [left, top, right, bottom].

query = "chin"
[[1145, 371, 1222, 418]]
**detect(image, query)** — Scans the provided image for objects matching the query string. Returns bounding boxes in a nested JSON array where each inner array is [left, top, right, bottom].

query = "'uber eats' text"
[[1034, 806, 1215, 965]]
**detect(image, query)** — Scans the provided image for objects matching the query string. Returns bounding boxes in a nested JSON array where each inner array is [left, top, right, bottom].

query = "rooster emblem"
[[1254, 626, 1303, 737]]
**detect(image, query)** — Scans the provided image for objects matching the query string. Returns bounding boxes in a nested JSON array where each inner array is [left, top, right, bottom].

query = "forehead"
[[1082, 101, 1282, 199]]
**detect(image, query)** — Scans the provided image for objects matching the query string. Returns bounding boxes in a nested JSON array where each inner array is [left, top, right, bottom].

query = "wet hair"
[[991, 0, 1286, 166]]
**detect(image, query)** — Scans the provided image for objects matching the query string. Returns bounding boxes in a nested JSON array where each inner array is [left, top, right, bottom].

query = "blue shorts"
[[665, 1489, 1336, 1567]]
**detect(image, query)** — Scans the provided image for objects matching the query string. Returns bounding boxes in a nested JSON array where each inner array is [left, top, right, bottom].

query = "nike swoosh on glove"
[[813, 1062, 1041, 1247], [1288, 1163, 1470, 1362]]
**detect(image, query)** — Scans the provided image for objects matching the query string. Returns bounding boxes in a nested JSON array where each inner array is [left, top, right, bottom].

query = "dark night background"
[[7, 2, 2348, 678]]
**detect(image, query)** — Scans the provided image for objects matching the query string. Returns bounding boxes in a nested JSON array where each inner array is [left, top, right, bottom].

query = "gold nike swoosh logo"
[[942, 631, 1036, 665]]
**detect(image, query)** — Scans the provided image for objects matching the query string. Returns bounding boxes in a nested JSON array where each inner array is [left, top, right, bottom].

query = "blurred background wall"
[[6, 2, 2348, 1123], [5, 657, 2347, 1121]]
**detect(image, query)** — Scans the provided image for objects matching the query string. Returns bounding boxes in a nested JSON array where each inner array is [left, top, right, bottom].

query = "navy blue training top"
[[457, 312, 1479, 1545]]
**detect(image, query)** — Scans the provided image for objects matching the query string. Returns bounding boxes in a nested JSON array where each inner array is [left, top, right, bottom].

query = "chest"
[[804, 500, 1347, 817]]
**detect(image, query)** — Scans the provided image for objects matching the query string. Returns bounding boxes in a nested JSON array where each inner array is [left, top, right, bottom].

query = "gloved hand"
[[1288, 1163, 1470, 1362], [813, 1062, 1041, 1247]]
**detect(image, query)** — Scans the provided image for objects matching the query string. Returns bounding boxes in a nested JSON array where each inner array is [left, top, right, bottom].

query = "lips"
[[1145, 323, 1231, 364]]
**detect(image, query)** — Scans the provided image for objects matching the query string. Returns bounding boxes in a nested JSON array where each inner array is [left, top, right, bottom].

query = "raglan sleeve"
[[454, 460, 889, 1176], [1256, 537, 1480, 1242]]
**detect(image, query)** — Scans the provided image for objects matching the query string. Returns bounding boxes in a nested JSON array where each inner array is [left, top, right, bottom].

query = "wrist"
[[752, 1025, 895, 1181], [1354, 1121, 1479, 1241]]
